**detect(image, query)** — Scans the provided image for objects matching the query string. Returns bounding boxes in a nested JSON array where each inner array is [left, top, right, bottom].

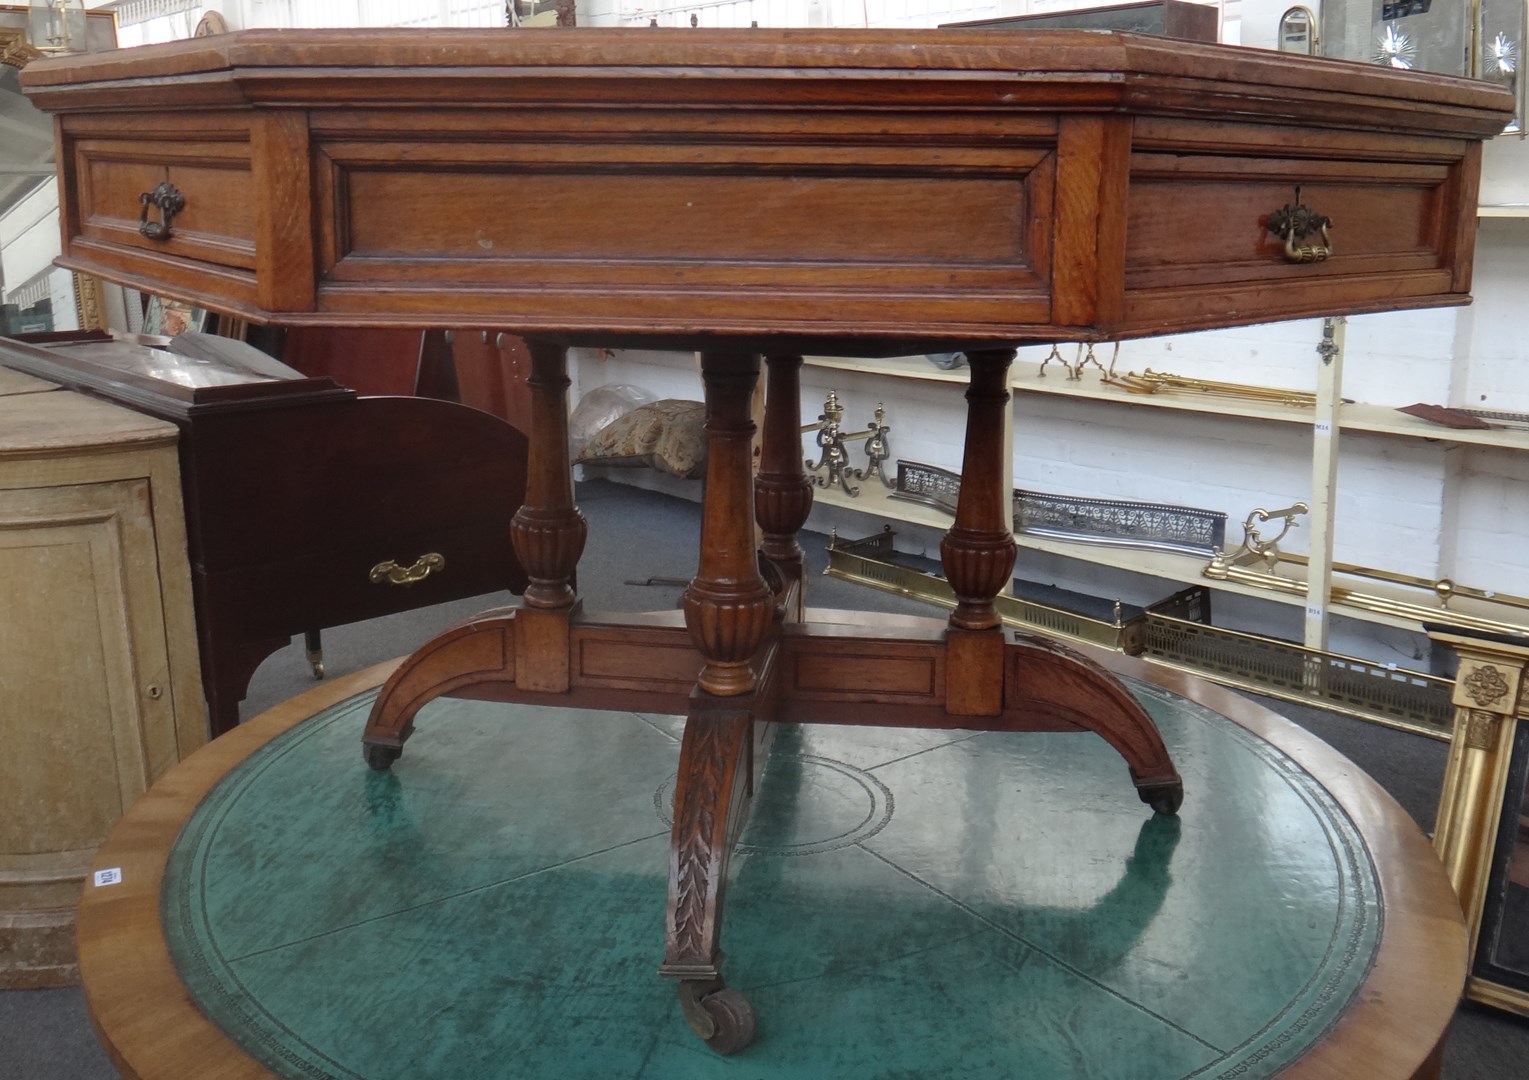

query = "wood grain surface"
[[20, 29, 1513, 347]]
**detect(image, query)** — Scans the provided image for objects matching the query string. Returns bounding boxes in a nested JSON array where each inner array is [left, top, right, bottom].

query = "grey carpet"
[[3, 478, 1525, 1079]]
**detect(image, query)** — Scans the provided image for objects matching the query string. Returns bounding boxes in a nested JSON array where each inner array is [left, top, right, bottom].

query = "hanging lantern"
[[27, 0, 87, 54]]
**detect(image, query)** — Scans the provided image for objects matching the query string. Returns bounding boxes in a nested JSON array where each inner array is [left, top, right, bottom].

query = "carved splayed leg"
[[1007, 634, 1184, 815], [362, 341, 584, 768], [662, 703, 757, 1054]]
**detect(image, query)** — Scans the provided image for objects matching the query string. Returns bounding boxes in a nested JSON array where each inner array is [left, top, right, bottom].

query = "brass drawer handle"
[[369, 552, 445, 586], [139, 181, 185, 241], [1267, 187, 1333, 264]]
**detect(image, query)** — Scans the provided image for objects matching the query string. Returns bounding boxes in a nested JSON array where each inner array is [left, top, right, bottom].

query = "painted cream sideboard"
[[0, 370, 204, 987]]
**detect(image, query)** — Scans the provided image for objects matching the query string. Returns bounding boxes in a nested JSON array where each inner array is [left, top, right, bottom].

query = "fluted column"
[[509, 342, 587, 610], [683, 351, 776, 696], [940, 348, 1018, 630], [754, 354, 814, 573]]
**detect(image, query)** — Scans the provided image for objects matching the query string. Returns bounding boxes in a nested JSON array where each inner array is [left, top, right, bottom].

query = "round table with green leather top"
[[77, 647, 1465, 1080]]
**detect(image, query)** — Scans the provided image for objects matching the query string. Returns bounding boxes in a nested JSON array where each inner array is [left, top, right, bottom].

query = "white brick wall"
[[1449, 446, 1529, 597], [1456, 220, 1529, 414]]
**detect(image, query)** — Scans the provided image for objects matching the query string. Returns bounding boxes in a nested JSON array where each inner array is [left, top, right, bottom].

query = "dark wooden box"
[[0, 333, 528, 736]]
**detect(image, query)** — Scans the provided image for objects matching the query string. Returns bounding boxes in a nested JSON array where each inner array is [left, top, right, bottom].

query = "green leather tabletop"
[[162, 679, 1380, 1079]]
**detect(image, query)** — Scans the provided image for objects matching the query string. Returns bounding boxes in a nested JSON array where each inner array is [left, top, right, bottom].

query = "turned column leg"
[[941, 348, 1018, 630], [510, 341, 586, 611], [941, 348, 1019, 716], [507, 341, 587, 693], [754, 354, 815, 618], [682, 351, 777, 697]]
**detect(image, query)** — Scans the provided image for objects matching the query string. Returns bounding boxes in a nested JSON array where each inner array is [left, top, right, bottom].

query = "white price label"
[[1313, 420, 1333, 437], [93, 867, 122, 887], [1306, 604, 1325, 620]]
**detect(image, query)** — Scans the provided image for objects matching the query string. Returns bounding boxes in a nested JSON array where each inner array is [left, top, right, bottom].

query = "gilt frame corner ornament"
[[1456, 661, 1519, 714], [0, 25, 41, 67]]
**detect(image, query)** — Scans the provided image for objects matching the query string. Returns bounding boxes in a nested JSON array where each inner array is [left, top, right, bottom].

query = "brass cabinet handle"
[[369, 552, 445, 586], [139, 181, 185, 241], [1267, 187, 1333, 264]]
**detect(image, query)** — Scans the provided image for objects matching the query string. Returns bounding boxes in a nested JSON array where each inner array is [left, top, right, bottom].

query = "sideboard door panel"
[[0, 480, 176, 927]]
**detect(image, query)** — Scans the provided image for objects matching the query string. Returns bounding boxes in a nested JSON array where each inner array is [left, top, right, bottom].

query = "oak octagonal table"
[[25, 27, 1512, 1054]]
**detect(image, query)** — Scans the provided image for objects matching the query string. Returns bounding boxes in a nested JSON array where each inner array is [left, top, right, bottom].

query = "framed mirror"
[[1430, 628, 1529, 1018], [1278, 6, 1319, 54], [1473, 715, 1529, 1012], [0, 4, 114, 337]]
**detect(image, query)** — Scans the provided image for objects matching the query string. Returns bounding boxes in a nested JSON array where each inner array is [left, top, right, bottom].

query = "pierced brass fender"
[[369, 552, 445, 586], [1267, 187, 1333, 263]]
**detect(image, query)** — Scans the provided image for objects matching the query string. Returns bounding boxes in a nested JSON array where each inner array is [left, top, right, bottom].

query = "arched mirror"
[[1278, 6, 1319, 55], [0, 5, 112, 336]]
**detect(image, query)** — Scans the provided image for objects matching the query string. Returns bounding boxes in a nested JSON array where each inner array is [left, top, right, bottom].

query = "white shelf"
[[803, 353, 970, 386], [1479, 204, 1529, 218], [1010, 360, 1314, 426], [1010, 361, 1529, 451]]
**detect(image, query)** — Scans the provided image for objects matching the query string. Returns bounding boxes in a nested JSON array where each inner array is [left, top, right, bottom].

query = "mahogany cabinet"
[[0, 335, 528, 736]]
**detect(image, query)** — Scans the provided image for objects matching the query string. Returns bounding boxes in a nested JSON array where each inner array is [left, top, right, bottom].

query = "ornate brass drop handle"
[[1266, 187, 1333, 264], [139, 181, 185, 241], [369, 552, 445, 586]]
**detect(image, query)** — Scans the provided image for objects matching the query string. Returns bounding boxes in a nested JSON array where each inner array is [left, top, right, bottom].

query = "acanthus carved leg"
[[661, 698, 758, 1054]]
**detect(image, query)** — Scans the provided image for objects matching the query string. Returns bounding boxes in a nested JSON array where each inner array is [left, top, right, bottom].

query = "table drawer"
[[1120, 151, 1466, 333], [75, 143, 254, 265], [61, 115, 261, 308]]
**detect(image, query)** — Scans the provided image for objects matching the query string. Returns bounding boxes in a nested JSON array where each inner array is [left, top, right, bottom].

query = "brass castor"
[[1135, 773, 1184, 816], [304, 630, 324, 680], [363, 742, 402, 771], [677, 982, 757, 1055]]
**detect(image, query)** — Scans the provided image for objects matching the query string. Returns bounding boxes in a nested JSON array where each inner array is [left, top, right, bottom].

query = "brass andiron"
[[1206, 503, 1309, 571], [1037, 343, 1067, 378], [802, 391, 892, 496], [1037, 342, 1114, 381]]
